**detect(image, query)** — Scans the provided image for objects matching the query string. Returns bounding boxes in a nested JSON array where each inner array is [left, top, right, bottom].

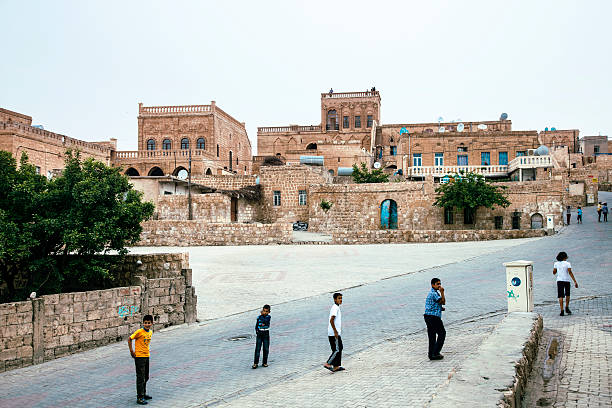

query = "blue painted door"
[[380, 199, 398, 229]]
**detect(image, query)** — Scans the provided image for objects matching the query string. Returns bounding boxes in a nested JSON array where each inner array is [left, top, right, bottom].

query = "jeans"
[[424, 314, 446, 358], [134, 357, 149, 398], [327, 336, 343, 367], [254, 331, 270, 365]]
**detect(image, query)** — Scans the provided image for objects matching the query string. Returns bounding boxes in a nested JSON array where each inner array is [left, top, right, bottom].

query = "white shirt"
[[554, 260, 572, 282], [327, 304, 341, 336]]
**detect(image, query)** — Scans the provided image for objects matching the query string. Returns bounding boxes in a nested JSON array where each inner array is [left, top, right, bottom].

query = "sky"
[[1, 0, 610, 153]]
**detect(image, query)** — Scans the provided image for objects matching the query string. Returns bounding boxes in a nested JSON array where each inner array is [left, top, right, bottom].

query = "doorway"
[[380, 199, 398, 229]]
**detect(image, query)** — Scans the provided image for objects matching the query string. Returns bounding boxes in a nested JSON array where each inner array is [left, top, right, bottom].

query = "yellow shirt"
[[130, 328, 152, 357]]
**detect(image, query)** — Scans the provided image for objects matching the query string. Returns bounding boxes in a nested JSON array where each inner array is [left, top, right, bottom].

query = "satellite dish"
[[500, 113, 508, 120], [545, 127, 549, 131], [457, 123, 465, 132], [477, 124, 487, 130], [177, 169, 188, 180], [551, 127, 556, 131], [373, 162, 381, 169], [439, 127, 445, 133], [400, 127, 409, 135]]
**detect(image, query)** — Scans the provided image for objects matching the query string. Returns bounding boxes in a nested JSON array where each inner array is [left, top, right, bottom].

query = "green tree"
[[433, 172, 510, 226], [351, 162, 389, 183], [0, 150, 154, 302]]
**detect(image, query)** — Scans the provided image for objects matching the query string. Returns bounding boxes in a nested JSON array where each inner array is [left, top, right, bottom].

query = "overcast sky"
[[1, 1, 610, 153]]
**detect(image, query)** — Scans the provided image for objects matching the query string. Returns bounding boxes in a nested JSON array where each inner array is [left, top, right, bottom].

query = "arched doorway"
[[125, 168, 140, 176], [148, 166, 164, 176], [380, 199, 398, 229], [306, 143, 317, 150], [531, 213, 543, 229], [205, 168, 213, 175], [172, 166, 188, 177]]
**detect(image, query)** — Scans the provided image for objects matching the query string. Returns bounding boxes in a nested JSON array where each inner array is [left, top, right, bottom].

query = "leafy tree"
[[351, 162, 389, 183], [0, 150, 154, 302], [433, 172, 510, 226]]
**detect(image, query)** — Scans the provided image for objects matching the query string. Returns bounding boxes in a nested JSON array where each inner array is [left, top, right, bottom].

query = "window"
[[343, 116, 349, 128], [457, 146, 468, 152], [457, 155, 468, 166], [494, 216, 503, 230], [412, 153, 422, 167], [444, 207, 454, 224], [181, 138, 189, 150], [273, 191, 281, 206], [355, 115, 361, 128], [594, 145, 600, 153], [216, 144, 220, 157], [390, 146, 397, 156], [298, 190, 307, 206], [481, 152, 490, 166], [435, 153, 444, 167], [516, 151, 526, 157], [327, 110, 338, 130], [35, 166, 41, 174], [162, 139, 171, 150], [464, 208, 474, 224], [147, 139, 156, 150], [196, 138, 205, 149], [499, 152, 508, 166], [367, 115, 373, 127]]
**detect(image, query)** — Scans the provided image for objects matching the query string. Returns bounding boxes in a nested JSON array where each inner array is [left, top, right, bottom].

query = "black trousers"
[[134, 357, 149, 398], [604, 212, 608, 222], [254, 331, 270, 365], [424, 315, 446, 358], [327, 336, 343, 367]]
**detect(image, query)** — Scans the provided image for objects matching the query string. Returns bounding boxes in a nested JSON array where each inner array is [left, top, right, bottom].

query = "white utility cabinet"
[[503, 260, 534, 312]]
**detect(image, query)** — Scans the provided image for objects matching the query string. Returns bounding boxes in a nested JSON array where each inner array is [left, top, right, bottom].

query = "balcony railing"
[[326, 124, 340, 131], [113, 149, 208, 161], [139, 105, 212, 114], [321, 91, 379, 99], [508, 155, 552, 172], [407, 165, 509, 177]]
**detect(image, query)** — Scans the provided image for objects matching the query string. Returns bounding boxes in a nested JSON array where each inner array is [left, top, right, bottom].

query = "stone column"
[[182, 268, 197, 323], [31, 298, 45, 365]]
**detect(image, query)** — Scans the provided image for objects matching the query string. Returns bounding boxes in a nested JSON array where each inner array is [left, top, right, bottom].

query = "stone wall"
[[0, 253, 196, 373], [136, 221, 292, 246], [191, 174, 257, 190], [155, 194, 258, 223], [308, 179, 565, 233]]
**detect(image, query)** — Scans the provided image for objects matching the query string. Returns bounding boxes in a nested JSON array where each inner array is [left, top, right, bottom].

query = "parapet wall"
[[0, 253, 196, 373], [136, 221, 292, 246], [330, 229, 547, 244]]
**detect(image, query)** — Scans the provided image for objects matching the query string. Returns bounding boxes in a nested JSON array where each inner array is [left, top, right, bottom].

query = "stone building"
[[0, 108, 114, 177], [111, 102, 252, 177], [257, 90, 380, 175], [580, 135, 609, 157]]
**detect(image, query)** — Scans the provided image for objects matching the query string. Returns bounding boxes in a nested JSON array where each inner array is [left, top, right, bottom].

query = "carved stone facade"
[[111, 102, 252, 177], [0, 108, 114, 177]]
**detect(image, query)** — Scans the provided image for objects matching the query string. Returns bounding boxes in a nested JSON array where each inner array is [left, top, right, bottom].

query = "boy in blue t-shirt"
[[252, 305, 271, 368], [577, 206, 582, 224]]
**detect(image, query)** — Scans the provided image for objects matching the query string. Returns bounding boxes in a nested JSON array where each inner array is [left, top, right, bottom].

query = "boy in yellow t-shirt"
[[128, 315, 154, 405]]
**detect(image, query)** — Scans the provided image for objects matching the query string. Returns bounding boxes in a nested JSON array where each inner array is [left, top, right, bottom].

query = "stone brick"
[[16, 302, 32, 313], [45, 294, 60, 305], [59, 293, 74, 304], [79, 331, 93, 342], [17, 345, 33, 359], [86, 310, 102, 321], [73, 312, 87, 323]]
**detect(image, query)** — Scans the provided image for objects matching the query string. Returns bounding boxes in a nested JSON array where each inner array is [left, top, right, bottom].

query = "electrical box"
[[546, 214, 554, 230], [503, 260, 534, 312]]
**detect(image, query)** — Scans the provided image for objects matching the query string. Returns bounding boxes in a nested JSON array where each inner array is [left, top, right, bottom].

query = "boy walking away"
[[252, 304, 271, 369], [128, 315, 154, 405], [597, 202, 602, 222], [603, 203, 608, 222], [553, 252, 578, 316], [324, 293, 345, 372], [566, 205, 571, 225], [424, 278, 446, 360], [577, 206, 582, 224]]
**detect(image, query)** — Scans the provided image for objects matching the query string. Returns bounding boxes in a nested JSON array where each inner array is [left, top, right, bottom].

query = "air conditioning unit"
[[527, 149, 536, 156]]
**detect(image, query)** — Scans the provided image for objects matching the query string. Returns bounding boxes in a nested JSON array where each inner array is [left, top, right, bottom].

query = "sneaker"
[[560, 310, 565, 316], [429, 355, 444, 360], [262, 364, 268, 367], [565, 307, 572, 315], [252, 364, 258, 369], [137, 398, 148, 405], [143, 395, 153, 400]]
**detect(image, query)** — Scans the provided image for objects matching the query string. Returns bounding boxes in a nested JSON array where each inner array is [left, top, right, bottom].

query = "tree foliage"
[[0, 150, 154, 302], [351, 162, 389, 183], [433, 172, 511, 224]]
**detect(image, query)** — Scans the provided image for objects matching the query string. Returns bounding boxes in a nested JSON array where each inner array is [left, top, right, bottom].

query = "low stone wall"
[[430, 313, 543, 408], [0, 254, 197, 373], [330, 228, 547, 244], [136, 221, 292, 246]]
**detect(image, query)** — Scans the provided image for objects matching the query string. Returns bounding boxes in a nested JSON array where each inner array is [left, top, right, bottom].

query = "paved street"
[[0, 192, 609, 407]]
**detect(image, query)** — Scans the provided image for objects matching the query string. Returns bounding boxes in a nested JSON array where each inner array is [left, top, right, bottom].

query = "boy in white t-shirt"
[[324, 293, 345, 372], [553, 251, 579, 316]]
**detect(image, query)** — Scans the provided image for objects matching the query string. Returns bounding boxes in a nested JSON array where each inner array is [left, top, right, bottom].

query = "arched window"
[[181, 138, 189, 150], [380, 199, 398, 229], [125, 168, 140, 176], [205, 168, 212, 175], [162, 139, 172, 150], [147, 139, 156, 150], [326, 110, 338, 130], [197, 138, 205, 149], [148, 166, 164, 176], [306, 143, 317, 150]]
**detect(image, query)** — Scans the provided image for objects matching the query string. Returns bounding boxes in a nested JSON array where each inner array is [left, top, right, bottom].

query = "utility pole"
[[188, 148, 193, 220]]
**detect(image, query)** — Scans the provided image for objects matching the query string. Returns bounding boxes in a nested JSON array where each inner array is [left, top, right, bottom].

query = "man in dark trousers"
[[424, 278, 446, 360]]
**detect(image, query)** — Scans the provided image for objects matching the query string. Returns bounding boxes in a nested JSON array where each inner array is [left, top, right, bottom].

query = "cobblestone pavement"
[[523, 295, 612, 408], [0, 192, 609, 407]]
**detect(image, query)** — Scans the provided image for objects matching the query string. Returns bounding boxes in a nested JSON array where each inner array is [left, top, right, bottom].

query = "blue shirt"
[[424, 288, 443, 317], [255, 314, 271, 333]]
